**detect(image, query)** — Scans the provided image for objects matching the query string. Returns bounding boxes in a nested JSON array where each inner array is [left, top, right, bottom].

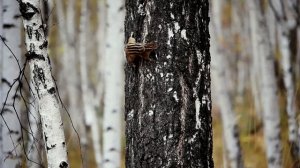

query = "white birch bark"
[[0, 0, 3, 167], [269, 0, 299, 157], [78, 0, 89, 166], [102, 0, 125, 167], [96, 0, 106, 100], [26, 81, 43, 168], [211, 0, 243, 167], [1, 0, 22, 167], [55, 0, 84, 134], [64, 0, 82, 133], [18, 0, 68, 167], [248, 0, 262, 120], [251, 1, 282, 167], [231, 0, 248, 102], [92, 0, 107, 167]]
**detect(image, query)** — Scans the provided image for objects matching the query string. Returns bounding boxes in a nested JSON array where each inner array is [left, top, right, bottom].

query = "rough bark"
[[251, 0, 282, 167], [211, 0, 244, 167], [1, 0, 22, 167], [125, 0, 213, 167], [102, 0, 125, 167], [18, 0, 69, 167]]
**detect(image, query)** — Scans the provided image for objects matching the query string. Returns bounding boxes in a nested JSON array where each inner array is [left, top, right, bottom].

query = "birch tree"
[[125, 0, 213, 167], [269, 0, 300, 158], [0, 0, 3, 167], [18, 0, 68, 167], [55, 0, 83, 134], [1, 0, 22, 167], [250, 0, 282, 167], [78, 0, 90, 166], [26, 81, 43, 168], [211, 0, 243, 167], [248, 1, 263, 120], [92, 0, 108, 167], [102, 0, 125, 167]]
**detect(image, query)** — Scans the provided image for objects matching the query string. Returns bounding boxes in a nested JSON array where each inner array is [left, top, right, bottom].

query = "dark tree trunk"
[[124, 0, 213, 167]]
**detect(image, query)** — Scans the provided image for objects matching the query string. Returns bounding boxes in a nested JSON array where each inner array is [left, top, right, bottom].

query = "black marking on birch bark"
[[62, 142, 66, 147], [47, 87, 56, 94], [268, 157, 276, 164], [33, 64, 47, 89], [44, 133, 48, 142], [3, 24, 15, 29], [109, 148, 116, 151], [27, 25, 33, 39], [17, 137, 22, 142], [39, 40, 48, 49], [13, 94, 21, 100], [46, 144, 56, 151], [9, 130, 20, 135], [1, 78, 11, 86], [29, 43, 35, 52], [1, 108, 13, 114], [0, 35, 7, 42], [25, 51, 45, 61], [119, 6, 125, 11], [35, 30, 42, 41], [59, 161, 69, 168], [106, 127, 113, 131], [14, 14, 22, 19], [18, 1, 39, 20]]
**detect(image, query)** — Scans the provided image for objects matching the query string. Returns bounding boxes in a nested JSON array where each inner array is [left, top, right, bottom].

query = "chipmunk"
[[125, 35, 158, 64]]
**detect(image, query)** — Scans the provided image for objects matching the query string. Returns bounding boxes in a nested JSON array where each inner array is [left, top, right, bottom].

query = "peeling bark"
[[18, 0, 68, 167], [125, 0, 213, 167]]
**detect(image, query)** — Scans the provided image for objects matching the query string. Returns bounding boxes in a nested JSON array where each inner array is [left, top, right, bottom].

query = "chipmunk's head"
[[128, 36, 136, 45]]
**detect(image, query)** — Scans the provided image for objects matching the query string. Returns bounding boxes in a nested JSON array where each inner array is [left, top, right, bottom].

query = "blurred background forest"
[[1, 0, 300, 168]]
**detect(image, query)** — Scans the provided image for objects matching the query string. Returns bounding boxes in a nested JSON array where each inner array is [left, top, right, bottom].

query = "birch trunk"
[[1, 0, 22, 166], [102, 0, 125, 167], [211, 0, 244, 167], [125, 0, 213, 167], [251, 1, 282, 167], [92, 0, 107, 167], [18, 0, 68, 167], [278, 24, 299, 157], [0, 0, 3, 167], [78, 0, 90, 166], [269, 0, 300, 157], [96, 0, 106, 103], [26, 81, 43, 168], [248, 1, 262, 120]]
